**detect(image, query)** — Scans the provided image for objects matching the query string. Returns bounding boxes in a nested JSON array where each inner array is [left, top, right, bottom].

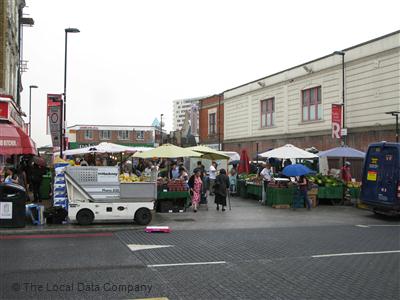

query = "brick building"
[[0, 1, 36, 164], [223, 31, 400, 159], [67, 125, 160, 149], [198, 94, 224, 150]]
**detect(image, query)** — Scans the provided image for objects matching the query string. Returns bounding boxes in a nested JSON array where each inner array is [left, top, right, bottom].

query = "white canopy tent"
[[222, 151, 240, 162], [57, 142, 153, 156], [259, 144, 318, 159]]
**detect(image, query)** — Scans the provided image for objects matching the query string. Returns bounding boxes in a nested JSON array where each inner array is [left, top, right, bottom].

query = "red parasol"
[[238, 149, 250, 174]]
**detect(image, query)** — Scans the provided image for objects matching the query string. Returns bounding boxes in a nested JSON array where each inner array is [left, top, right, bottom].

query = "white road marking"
[[356, 224, 400, 228], [312, 250, 400, 258], [127, 244, 173, 251], [147, 261, 227, 268]]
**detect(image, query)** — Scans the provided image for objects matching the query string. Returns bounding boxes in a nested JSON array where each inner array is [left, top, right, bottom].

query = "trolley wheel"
[[76, 209, 95, 225], [135, 208, 152, 225]]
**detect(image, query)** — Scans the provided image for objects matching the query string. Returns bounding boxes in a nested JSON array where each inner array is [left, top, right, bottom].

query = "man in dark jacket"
[[31, 163, 45, 202]]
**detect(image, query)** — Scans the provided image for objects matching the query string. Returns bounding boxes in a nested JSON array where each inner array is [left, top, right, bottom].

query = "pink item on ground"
[[145, 226, 171, 233]]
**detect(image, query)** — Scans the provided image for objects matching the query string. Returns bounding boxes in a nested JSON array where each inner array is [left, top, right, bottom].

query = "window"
[[84, 130, 93, 140], [136, 131, 144, 140], [118, 130, 129, 140], [261, 98, 274, 127], [209, 113, 216, 135], [302, 86, 322, 121], [100, 130, 111, 140]]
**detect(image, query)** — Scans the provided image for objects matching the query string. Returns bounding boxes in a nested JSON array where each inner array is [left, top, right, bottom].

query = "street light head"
[[29, 85, 38, 89], [333, 50, 345, 56], [385, 111, 400, 116], [65, 28, 80, 33]]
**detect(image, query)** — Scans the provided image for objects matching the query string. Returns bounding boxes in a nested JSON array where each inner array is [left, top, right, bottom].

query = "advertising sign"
[[97, 167, 119, 183], [47, 94, 62, 135], [331, 104, 342, 139], [0, 202, 13, 219], [47, 94, 62, 147], [49, 106, 61, 147]]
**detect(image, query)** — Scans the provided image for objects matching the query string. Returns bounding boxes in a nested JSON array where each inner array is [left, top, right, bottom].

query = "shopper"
[[188, 169, 203, 212], [179, 166, 189, 182], [214, 169, 230, 211], [169, 161, 180, 179], [283, 159, 292, 168], [197, 161, 205, 173], [341, 161, 352, 183], [260, 162, 273, 204], [144, 161, 153, 177], [297, 175, 312, 210], [17, 165, 30, 200], [209, 161, 217, 196], [4, 168, 19, 184], [31, 163, 44, 202], [229, 166, 238, 195]]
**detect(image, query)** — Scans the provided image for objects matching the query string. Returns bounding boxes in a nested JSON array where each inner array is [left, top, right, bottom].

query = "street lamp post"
[[218, 94, 221, 151], [160, 114, 164, 145], [385, 111, 400, 143], [28, 85, 38, 136], [334, 51, 346, 145], [63, 27, 80, 150]]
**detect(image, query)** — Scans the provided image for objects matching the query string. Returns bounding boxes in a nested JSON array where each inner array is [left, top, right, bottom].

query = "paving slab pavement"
[[1, 195, 398, 236], [151, 195, 400, 230]]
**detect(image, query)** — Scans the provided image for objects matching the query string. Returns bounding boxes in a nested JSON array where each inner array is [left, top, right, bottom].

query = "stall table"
[[317, 186, 344, 199], [246, 182, 262, 199], [156, 190, 191, 212], [317, 186, 344, 205], [267, 186, 296, 207], [348, 187, 361, 199], [237, 179, 248, 198]]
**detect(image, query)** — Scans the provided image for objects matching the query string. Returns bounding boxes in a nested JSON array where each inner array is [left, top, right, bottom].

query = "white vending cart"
[[65, 166, 155, 225]]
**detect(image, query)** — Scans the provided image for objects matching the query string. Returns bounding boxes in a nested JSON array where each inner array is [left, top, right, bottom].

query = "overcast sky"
[[20, 0, 400, 147]]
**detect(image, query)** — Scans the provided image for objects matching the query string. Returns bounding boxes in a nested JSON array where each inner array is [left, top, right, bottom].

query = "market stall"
[[156, 178, 190, 212], [317, 146, 365, 204], [238, 174, 261, 199], [259, 144, 319, 208], [134, 144, 201, 212]]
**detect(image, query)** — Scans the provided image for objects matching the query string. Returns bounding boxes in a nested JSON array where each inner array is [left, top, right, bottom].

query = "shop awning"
[[0, 123, 37, 155]]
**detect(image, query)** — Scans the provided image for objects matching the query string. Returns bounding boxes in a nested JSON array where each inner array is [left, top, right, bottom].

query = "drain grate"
[[173, 218, 196, 222]]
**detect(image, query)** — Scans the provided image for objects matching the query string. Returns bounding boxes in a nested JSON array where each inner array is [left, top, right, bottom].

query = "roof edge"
[[223, 30, 400, 94]]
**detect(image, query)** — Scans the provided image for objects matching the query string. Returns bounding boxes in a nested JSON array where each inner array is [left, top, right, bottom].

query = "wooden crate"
[[308, 195, 318, 208], [308, 188, 318, 196], [272, 204, 291, 209]]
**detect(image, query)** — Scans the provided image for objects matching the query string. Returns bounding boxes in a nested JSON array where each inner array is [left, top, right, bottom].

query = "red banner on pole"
[[46, 94, 62, 147], [332, 104, 342, 139]]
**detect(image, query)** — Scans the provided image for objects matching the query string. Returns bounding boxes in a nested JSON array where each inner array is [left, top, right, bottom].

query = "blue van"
[[360, 142, 400, 215]]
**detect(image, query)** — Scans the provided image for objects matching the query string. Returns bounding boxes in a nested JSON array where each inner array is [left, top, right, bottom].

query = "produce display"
[[307, 174, 361, 188], [239, 174, 261, 184], [346, 181, 361, 188], [119, 174, 150, 183], [157, 178, 188, 191], [307, 174, 344, 187]]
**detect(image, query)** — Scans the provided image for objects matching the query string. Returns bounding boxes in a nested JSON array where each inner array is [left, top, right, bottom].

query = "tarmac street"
[[0, 196, 399, 299]]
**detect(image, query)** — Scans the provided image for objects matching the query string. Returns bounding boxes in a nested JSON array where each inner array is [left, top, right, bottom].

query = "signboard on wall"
[[331, 104, 342, 139]]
